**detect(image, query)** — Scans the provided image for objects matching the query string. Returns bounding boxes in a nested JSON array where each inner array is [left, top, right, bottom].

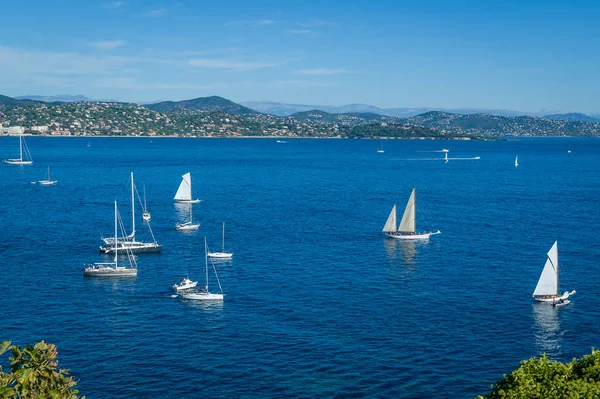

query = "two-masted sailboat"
[[383, 188, 440, 240], [174, 172, 201, 203], [533, 241, 575, 306], [84, 201, 138, 277], [100, 173, 162, 254], [3, 132, 33, 165]]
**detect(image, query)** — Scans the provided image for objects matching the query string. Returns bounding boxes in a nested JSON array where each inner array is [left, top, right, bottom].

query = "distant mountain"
[[15, 94, 94, 103], [0, 94, 42, 108], [145, 96, 259, 115], [289, 109, 400, 126], [242, 101, 534, 118], [543, 112, 600, 123]]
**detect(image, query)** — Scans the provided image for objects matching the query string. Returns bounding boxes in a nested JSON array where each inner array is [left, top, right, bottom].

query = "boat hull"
[[181, 292, 224, 300], [533, 291, 575, 303], [3, 159, 32, 165], [386, 230, 440, 240], [83, 265, 138, 277], [173, 282, 198, 291], [176, 223, 200, 231], [207, 252, 233, 259], [38, 180, 57, 185], [174, 199, 201, 204], [100, 243, 162, 254]]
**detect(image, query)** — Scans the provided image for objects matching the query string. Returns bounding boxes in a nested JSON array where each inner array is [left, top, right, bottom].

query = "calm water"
[[1, 137, 599, 398]]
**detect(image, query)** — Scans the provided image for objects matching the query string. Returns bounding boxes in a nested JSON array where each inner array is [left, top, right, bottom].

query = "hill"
[[543, 112, 600, 122], [0, 94, 42, 108], [144, 96, 258, 115], [15, 94, 94, 103], [289, 109, 400, 126]]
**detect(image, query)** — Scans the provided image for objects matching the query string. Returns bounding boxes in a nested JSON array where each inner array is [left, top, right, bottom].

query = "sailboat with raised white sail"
[[383, 188, 440, 240], [533, 241, 575, 306], [208, 222, 233, 259], [180, 237, 224, 300], [515, 155, 519, 167], [3, 132, 33, 165], [100, 173, 162, 254], [84, 201, 138, 277], [38, 165, 58, 185], [176, 205, 200, 231], [174, 172, 201, 203]]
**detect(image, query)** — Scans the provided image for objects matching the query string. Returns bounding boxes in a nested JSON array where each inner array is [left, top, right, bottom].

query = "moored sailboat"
[[3, 132, 33, 165], [180, 238, 224, 300], [176, 206, 200, 231], [533, 241, 575, 306], [207, 222, 233, 259], [515, 155, 519, 167], [38, 165, 58, 185], [174, 172, 201, 203], [383, 188, 440, 240]]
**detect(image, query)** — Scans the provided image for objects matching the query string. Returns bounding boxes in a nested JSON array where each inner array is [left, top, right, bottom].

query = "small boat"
[[176, 206, 200, 231], [172, 276, 198, 291], [208, 222, 233, 259], [174, 172, 201, 203], [3, 132, 33, 165], [514, 155, 519, 167], [84, 201, 138, 277], [38, 165, 58, 185], [383, 188, 440, 240], [533, 241, 575, 305], [377, 140, 385, 153], [180, 238, 224, 301]]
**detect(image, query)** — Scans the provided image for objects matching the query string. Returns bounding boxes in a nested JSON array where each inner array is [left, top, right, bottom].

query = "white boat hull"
[[181, 292, 224, 300], [386, 230, 440, 240], [176, 223, 200, 231], [533, 290, 575, 303], [83, 265, 138, 277], [100, 242, 162, 254], [172, 282, 198, 291], [174, 199, 201, 204], [3, 159, 32, 165], [207, 252, 233, 259], [38, 180, 58, 185]]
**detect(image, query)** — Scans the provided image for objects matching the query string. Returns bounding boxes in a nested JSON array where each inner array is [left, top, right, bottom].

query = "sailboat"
[[377, 140, 385, 153], [176, 206, 200, 231], [84, 201, 138, 277], [38, 165, 58, 185], [142, 184, 151, 221], [533, 241, 576, 306], [100, 173, 162, 254], [174, 172, 201, 203], [515, 155, 519, 167], [3, 132, 33, 165], [383, 188, 440, 240], [208, 222, 233, 259], [180, 238, 224, 300]]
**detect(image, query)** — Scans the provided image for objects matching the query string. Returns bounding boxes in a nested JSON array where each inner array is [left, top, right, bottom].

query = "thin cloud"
[[294, 68, 349, 75], [287, 29, 312, 35], [269, 80, 338, 88], [142, 9, 167, 18], [91, 77, 232, 90], [187, 58, 286, 71], [103, 1, 125, 8], [296, 19, 337, 28], [225, 19, 275, 26], [90, 40, 126, 50]]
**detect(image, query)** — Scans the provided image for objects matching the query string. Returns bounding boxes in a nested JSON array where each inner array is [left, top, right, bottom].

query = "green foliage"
[[477, 350, 600, 399], [0, 340, 84, 399]]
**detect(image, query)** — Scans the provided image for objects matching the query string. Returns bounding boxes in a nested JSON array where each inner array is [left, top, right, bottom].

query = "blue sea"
[[1, 136, 599, 398]]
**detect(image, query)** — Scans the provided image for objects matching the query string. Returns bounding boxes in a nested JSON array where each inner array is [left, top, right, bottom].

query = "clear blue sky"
[[1, 0, 599, 112]]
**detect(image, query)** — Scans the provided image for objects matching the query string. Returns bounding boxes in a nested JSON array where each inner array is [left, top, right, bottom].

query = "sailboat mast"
[[556, 242, 559, 295], [414, 189, 417, 233], [204, 237, 209, 291], [47, 165, 50, 180], [222, 222, 225, 252], [143, 184, 147, 210], [130, 172, 135, 240], [19, 133, 23, 161], [114, 201, 118, 267]]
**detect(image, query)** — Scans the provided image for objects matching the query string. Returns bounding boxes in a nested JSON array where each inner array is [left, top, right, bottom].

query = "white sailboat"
[[176, 206, 200, 231], [142, 184, 151, 221], [180, 238, 224, 300], [174, 172, 201, 203], [38, 165, 58, 185], [533, 241, 576, 306], [377, 140, 385, 153], [100, 173, 162, 254], [383, 188, 440, 240], [208, 222, 233, 259], [3, 132, 33, 165], [84, 201, 138, 277], [515, 155, 519, 167]]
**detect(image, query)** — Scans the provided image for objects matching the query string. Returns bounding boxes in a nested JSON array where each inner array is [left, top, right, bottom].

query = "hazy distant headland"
[[2, 94, 600, 139]]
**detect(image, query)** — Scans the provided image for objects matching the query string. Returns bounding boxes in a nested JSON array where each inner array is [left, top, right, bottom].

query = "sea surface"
[[1, 136, 599, 398]]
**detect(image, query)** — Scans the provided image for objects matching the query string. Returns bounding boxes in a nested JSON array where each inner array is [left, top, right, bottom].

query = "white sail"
[[174, 172, 192, 201], [382, 204, 397, 232], [398, 188, 416, 233], [533, 241, 559, 297]]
